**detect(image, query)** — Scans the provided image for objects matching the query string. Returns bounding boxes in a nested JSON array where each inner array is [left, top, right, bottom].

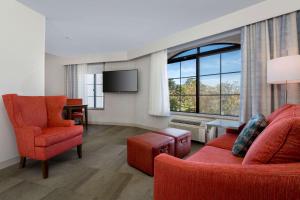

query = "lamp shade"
[[267, 55, 300, 84]]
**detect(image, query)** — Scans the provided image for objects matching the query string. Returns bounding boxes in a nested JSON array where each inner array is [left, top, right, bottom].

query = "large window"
[[168, 44, 241, 116]]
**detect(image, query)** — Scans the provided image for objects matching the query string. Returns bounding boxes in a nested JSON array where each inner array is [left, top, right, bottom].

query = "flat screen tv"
[[103, 69, 138, 93]]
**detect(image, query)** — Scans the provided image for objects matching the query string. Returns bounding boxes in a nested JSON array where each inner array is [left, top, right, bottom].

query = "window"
[[168, 44, 241, 116], [86, 64, 104, 109], [169, 59, 196, 112]]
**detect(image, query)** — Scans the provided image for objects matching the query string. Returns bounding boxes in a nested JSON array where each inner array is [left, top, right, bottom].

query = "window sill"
[[170, 111, 239, 121]]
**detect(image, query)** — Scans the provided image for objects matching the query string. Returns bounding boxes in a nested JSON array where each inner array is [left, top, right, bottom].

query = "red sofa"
[[2, 94, 83, 178], [154, 104, 300, 200]]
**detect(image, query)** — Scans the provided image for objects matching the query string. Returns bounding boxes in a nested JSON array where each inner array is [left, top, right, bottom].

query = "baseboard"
[[0, 156, 19, 170], [88, 121, 161, 131]]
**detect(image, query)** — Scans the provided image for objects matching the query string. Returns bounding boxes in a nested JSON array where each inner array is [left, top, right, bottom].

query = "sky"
[[167, 49, 241, 86]]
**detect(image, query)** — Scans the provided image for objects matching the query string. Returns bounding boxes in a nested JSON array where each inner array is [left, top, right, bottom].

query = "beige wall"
[[88, 56, 170, 130], [45, 54, 65, 95], [45, 54, 170, 130], [0, 0, 45, 167]]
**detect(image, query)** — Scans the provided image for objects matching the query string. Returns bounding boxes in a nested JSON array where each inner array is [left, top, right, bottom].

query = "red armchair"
[[2, 94, 83, 178]]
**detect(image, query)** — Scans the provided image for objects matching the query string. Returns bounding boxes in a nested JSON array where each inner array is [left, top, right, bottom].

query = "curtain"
[[65, 63, 104, 104], [298, 12, 300, 51], [77, 64, 88, 104], [65, 64, 78, 98], [148, 50, 170, 116], [240, 12, 299, 122], [269, 12, 300, 109]]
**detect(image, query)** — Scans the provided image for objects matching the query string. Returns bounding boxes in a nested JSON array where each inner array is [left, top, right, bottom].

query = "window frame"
[[168, 43, 241, 117], [86, 73, 104, 110]]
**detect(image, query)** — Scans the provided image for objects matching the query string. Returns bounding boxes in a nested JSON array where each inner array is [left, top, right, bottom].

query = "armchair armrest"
[[48, 120, 75, 127], [154, 154, 300, 200], [15, 126, 42, 158], [226, 123, 245, 134]]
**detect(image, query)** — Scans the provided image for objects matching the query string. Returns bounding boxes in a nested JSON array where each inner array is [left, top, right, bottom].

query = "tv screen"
[[103, 69, 138, 92]]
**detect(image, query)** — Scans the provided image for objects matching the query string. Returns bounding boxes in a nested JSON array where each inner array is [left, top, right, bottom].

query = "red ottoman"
[[155, 128, 191, 158], [127, 132, 175, 176]]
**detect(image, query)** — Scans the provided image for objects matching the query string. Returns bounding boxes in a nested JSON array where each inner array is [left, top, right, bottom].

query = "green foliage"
[[169, 78, 240, 116], [170, 96, 180, 111]]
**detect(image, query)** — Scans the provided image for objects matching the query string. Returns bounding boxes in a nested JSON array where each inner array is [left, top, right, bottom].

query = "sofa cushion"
[[207, 133, 238, 150], [232, 114, 267, 157], [243, 117, 300, 165], [187, 146, 243, 164], [269, 105, 300, 124], [15, 96, 47, 128], [35, 126, 83, 147], [266, 104, 294, 123]]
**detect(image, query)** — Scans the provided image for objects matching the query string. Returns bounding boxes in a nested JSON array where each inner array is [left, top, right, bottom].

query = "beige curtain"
[[77, 64, 88, 104], [240, 12, 299, 122], [148, 50, 170, 116], [269, 12, 300, 109], [65, 64, 78, 98]]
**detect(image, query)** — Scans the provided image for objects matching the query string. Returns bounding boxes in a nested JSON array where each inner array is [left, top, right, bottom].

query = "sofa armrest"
[[154, 154, 300, 200], [15, 126, 42, 158], [226, 123, 246, 134], [48, 120, 75, 127]]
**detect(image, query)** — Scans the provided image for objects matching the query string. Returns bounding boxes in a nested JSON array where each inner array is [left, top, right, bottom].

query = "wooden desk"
[[63, 105, 88, 129]]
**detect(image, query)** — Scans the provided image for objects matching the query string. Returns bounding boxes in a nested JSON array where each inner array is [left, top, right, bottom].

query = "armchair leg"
[[77, 144, 82, 159], [19, 157, 26, 168], [41, 160, 48, 179]]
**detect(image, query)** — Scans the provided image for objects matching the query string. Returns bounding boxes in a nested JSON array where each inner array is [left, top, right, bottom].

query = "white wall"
[[60, 51, 128, 65], [89, 61, 137, 125], [45, 54, 65, 95], [0, 0, 45, 167], [45, 54, 170, 130]]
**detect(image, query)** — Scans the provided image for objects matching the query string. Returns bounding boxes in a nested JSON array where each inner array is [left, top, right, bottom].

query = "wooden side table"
[[205, 120, 242, 143], [63, 105, 88, 129]]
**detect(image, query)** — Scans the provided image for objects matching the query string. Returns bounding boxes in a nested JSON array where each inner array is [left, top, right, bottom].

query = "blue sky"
[[167, 50, 241, 87]]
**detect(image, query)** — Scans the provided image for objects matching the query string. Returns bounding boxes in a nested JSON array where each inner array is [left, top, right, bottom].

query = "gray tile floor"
[[0, 125, 203, 200]]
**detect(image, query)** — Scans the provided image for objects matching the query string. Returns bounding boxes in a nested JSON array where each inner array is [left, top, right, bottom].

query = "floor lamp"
[[267, 55, 300, 104]]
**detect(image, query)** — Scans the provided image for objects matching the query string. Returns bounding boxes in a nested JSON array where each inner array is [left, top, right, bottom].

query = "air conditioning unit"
[[169, 116, 214, 143]]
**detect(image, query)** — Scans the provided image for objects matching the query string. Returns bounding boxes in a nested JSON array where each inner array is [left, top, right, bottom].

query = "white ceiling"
[[18, 0, 264, 57]]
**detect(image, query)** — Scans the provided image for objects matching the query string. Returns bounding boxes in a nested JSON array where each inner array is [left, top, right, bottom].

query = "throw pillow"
[[243, 117, 300, 165], [232, 114, 267, 157]]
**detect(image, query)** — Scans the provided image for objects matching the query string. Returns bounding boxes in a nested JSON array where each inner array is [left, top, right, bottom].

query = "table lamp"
[[267, 55, 300, 103]]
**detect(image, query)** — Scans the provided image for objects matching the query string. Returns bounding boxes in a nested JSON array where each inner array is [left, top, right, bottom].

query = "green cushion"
[[232, 114, 268, 157]]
